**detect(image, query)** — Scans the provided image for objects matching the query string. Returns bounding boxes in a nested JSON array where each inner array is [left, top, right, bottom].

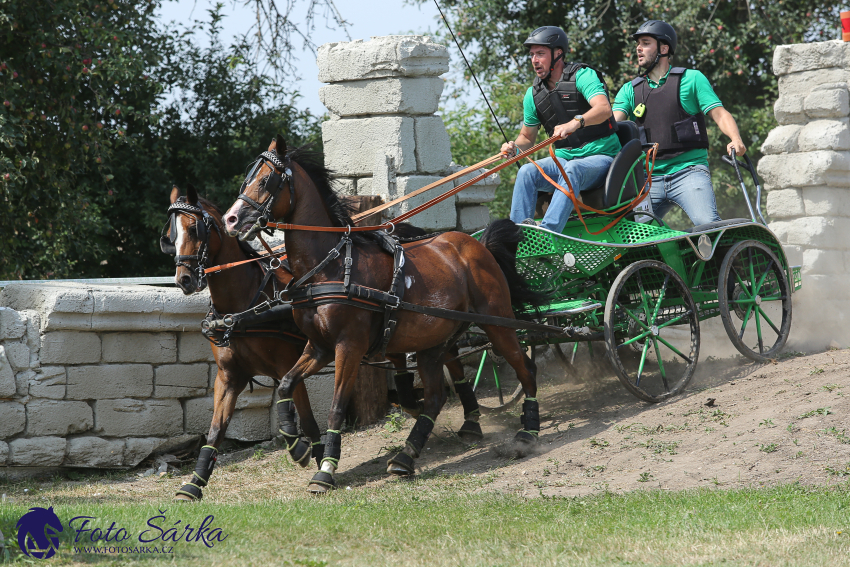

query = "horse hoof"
[[174, 484, 202, 502], [308, 471, 336, 494], [173, 493, 196, 502], [457, 420, 483, 441], [386, 452, 415, 476], [511, 430, 538, 458]]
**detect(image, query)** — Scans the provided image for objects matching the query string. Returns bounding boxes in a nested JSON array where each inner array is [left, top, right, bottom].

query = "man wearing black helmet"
[[503, 26, 621, 233], [613, 20, 747, 226]]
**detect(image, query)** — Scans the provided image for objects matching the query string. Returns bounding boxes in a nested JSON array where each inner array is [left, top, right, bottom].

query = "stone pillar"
[[317, 35, 497, 232], [758, 39, 850, 349]]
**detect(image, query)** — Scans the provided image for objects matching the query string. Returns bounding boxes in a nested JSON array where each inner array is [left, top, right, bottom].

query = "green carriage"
[[470, 121, 801, 408]]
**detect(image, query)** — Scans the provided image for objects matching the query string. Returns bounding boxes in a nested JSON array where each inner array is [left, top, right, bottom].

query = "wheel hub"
[[755, 295, 762, 305], [650, 325, 659, 337]]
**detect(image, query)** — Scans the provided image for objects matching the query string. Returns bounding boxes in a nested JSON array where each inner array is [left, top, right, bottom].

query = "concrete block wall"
[[0, 283, 333, 469], [759, 40, 850, 348], [317, 35, 498, 232]]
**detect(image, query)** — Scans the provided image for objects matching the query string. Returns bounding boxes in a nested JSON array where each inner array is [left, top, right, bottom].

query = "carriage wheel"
[[473, 345, 535, 413], [604, 260, 700, 403], [718, 240, 792, 362]]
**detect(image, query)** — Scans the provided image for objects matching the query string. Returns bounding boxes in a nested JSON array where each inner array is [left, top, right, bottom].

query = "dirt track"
[[27, 346, 850, 503]]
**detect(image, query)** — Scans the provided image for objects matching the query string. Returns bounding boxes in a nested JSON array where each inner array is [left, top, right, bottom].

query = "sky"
[[156, 0, 449, 115]]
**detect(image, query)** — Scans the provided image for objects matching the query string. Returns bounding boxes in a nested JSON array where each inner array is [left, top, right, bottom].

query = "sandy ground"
[[28, 344, 849, 503]]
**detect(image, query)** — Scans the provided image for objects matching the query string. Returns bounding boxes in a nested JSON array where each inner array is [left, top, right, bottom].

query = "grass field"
[[0, 476, 848, 566]]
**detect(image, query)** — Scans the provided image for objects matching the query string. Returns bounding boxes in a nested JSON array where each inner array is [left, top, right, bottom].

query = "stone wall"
[[758, 39, 850, 349], [318, 35, 498, 232], [0, 282, 333, 469]]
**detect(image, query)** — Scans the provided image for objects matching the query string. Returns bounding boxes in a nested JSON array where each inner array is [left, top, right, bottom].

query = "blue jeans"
[[509, 154, 614, 233], [650, 165, 721, 226]]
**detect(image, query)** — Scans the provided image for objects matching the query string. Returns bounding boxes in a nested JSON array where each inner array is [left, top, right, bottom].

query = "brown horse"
[[223, 137, 543, 493], [164, 184, 324, 501]]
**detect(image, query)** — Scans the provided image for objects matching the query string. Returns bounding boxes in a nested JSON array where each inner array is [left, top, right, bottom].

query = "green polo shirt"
[[523, 67, 621, 161], [612, 67, 723, 176]]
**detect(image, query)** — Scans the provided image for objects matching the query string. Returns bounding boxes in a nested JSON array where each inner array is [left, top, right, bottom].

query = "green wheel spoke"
[[647, 274, 671, 327], [656, 310, 693, 330], [619, 330, 652, 348], [655, 335, 694, 364], [636, 271, 651, 315], [758, 295, 787, 302], [636, 338, 651, 387], [652, 337, 670, 392], [738, 303, 754, 340], [473, 350, 487, 391], [752, 260, 775, 297], [617, 303, 651, 332], [754, 307, 765, 354], [747, 247, 757, 295], [733, 269, 753, 298], [757, 306, 781, 336]]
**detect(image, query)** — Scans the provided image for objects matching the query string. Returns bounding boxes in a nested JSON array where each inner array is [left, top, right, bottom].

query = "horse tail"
[[478, 219, 549, 311]]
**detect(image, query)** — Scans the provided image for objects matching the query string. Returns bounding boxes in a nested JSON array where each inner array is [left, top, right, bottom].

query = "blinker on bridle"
[[237, 150, 294, 238], [160, 200, 221, 291]]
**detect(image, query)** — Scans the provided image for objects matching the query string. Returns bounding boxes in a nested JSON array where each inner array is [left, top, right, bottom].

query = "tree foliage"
[[0, 1, 323, 280], [425, 0, 840, 224]]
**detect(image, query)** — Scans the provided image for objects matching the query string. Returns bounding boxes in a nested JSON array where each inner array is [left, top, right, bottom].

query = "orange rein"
[[527, 143, 658, 235]]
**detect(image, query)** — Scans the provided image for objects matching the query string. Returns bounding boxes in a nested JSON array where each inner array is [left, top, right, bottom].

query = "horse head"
[[162, 184, 222, 294], [223, 134, 295, 241]]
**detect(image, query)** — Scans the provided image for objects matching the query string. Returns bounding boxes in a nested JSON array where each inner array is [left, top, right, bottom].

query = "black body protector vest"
[[632, 67, 710, 159], [532, 62, 618, 150]]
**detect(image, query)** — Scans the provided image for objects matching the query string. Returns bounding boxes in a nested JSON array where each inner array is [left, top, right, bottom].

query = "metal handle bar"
[[721, 149, 767, 226]]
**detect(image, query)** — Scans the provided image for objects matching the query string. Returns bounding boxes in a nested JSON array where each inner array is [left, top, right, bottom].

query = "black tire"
[[473, 345, 535, 413], [604, 260, 700, 403], [718, 240, 792, 362]]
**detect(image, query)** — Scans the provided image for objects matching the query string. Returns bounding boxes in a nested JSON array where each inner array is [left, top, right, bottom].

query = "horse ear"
[[275, 134, 287, 158], [170, 185, 180, 204], [186, 183, 199, 206]]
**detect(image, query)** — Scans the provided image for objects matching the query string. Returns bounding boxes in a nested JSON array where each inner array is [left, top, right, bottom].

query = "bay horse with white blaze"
[[223, 136, 545, 493], [163, 184, 324, 500]]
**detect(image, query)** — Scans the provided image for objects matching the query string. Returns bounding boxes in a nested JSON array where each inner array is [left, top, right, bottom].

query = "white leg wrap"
[[320, 460, 337, 474]]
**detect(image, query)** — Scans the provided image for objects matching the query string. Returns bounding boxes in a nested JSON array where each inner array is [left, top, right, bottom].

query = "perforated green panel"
[[613, 221, 685, 244]]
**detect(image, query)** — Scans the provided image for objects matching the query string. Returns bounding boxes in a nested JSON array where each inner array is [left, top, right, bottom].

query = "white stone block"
[[14, 370, 33, 397], [331, 177, 357, 196], [235, 383, 274, 409], [28, 366, 66, 399], [804, 88, 850, 119], [27, 399, 93, 436], [0, 283, 93, 331], [0, 307, 26, 339], [773, 40, 846, 76], [781, 244, 804, 267], [225, 407, 271, 441], [392, 175, 457, 230], [457, 205, 491, 232], [0, 346, 15, 397], [95, 399, 183, 437], [414, 116, 453, 174], [802, 186, 850, 217], [0, 441, 8, 465], [802, 248, 847, 275], [123, 437, 166, 467], [184, 396, 214, 436], [3, 342, 30, 370], [177, 332, 214, 363], [22, 310, 40, 364], [355, 177, 373, 196], [778, 69, 850, 98], [774, 95, 805, 125], [765, 188, 804, 218], [785, 216, 850, 248], [320, 77, 443, 116], [758, 151, 850, 189], [66, 364, 153, 399], [40, 332, 101, 364], [9, 437, 66, 466], [102, 333, 177, 363], [797, 119, 850, 152], [66, 437, 124, 467], [761, 124, 801, 155], [322, 116, 416, 176], [317, 35, 449, 83], [154, 364, 209, 398], [303, 374, 334, 434], [766, 220, 791, 244], [0, 402, 25, 437]]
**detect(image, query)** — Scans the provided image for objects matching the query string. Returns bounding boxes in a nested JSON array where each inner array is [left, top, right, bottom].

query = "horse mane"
[[286, 144, 377, 245]]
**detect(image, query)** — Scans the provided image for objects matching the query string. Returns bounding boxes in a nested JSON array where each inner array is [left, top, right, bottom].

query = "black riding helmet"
[[632, 20, 677, 75], [523, 26, 569, 81]]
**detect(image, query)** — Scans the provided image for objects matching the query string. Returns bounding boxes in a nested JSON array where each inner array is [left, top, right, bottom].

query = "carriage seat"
[[580, 121, 645, 211], [682, 218, 752, 233]]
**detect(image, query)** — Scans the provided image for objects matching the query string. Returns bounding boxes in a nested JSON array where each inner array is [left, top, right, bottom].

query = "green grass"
[[0, 481, 848, 566]]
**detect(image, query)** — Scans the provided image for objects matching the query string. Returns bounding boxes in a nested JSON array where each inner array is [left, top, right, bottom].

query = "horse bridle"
[[160, 200, 222, 291], [237, 150, 294, 236]]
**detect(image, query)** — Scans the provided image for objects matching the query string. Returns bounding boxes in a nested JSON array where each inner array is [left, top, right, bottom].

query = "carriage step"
[[538, 300, 602, 318]]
